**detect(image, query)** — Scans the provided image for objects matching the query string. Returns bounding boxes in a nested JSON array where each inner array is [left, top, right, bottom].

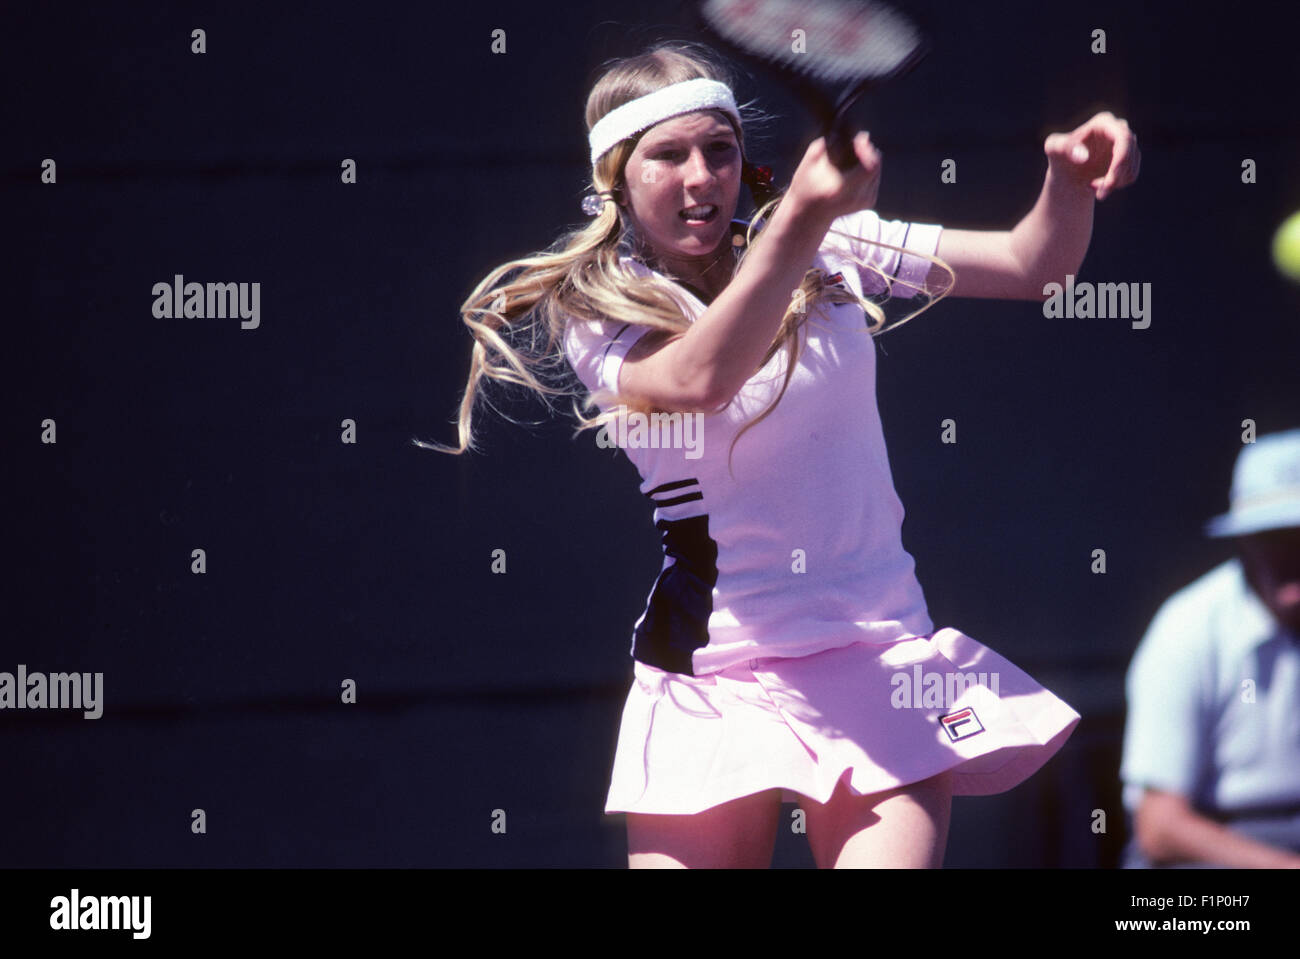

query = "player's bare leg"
[[802, 770, 954, 868], [626, 788, 783, 868]]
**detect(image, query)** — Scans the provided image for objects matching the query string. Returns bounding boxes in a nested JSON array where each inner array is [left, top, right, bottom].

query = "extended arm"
[[926, 111, 1140, 300]]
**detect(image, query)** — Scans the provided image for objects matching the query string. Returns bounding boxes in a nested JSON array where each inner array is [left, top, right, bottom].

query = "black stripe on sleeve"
[[891, 224, 912, 281], [599, 323, 634, 368]]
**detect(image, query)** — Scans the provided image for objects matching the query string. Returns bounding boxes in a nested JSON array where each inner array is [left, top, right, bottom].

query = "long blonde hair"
[[414, 41, 954, 475]]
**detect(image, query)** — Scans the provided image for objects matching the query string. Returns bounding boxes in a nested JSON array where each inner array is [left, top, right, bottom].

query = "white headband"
[[588, 78, 740, 166]]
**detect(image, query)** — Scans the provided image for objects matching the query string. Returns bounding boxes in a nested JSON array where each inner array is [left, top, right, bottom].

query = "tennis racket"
[[695, 0, 928, 169]]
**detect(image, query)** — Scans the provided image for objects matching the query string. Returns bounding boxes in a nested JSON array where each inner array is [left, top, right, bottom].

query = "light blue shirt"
[[1121, 559, 1300, 816]]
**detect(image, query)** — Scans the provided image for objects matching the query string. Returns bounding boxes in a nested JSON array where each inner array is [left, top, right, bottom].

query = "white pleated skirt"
[[606, 628, 1081, 815]]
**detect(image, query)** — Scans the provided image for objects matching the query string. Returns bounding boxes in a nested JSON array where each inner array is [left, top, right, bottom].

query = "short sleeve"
[[826, 209, 943, 300], [562, 316, 653, 398], [1119, 598, 1215, 809]]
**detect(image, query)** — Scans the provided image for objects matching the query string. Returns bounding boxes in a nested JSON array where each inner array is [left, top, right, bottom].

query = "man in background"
[[1121, 428, 1300, 867]]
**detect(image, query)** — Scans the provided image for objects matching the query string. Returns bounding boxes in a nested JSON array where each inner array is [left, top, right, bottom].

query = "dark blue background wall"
[[5, 0, 1299, 867]]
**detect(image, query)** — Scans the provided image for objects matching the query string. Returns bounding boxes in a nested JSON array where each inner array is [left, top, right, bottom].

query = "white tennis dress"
[[563, 209, 1081, 814]]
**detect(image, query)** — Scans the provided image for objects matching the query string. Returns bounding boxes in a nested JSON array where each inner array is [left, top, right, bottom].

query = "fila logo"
[[940, 707, 985, 742]]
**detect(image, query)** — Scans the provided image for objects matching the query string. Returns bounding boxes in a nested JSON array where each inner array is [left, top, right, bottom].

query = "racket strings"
[[702, 0, 922, 83]]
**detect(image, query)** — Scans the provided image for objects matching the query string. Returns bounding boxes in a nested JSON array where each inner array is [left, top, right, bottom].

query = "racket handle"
[[825, 116, 862, 170]]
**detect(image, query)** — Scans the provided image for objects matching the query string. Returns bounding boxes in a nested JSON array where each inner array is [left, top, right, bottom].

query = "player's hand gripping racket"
[[696, 0, 927, 169]]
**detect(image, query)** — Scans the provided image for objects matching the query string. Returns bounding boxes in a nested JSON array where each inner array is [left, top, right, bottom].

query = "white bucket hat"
[[1205, 428, 1300, 537]]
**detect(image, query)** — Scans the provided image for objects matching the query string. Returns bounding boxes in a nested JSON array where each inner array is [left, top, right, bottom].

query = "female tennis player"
[[421, 41, 1139, 868]]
